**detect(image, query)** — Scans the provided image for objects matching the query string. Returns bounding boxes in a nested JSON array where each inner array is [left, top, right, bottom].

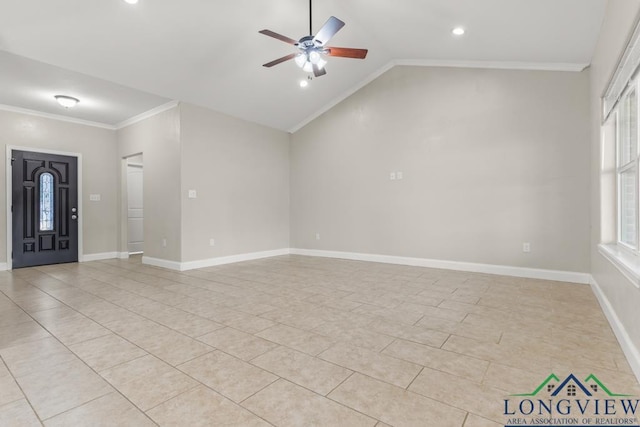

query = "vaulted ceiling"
[[0, 0, 606, 131]]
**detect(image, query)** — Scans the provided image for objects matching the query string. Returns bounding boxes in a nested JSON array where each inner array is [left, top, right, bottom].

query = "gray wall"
[[115, 103, 290, 265], [0, 110, 118, 261], [291, 66, 591, 272], [180, 103, 290, 262], [590, 1, 640, 368], [117, 106, 181, 262]]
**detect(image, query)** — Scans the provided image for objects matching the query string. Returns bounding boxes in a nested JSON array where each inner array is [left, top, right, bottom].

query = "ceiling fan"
[[259, 0, 368, 78]]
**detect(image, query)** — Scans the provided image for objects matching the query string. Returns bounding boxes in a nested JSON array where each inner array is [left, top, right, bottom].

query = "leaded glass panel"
[[39, 173, 54, 231]]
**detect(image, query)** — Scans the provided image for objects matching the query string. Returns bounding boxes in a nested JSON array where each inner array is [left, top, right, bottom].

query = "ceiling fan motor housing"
[[298, 36, 322, 49]]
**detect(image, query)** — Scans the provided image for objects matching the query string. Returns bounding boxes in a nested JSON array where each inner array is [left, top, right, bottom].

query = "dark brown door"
[[12, 150, 78, 268]]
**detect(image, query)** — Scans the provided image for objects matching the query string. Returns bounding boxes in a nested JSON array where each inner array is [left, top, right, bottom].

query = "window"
[[599, 17, 640, 287], [617, 83, 640, 250], [567, 384, 576, 397], [39, 172, 54, 231]]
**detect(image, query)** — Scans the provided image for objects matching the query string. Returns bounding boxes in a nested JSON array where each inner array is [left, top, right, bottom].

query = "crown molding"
[[0, 100, 181, 131], [0, 103, 116, 130], [395, 59, 589, 72], [115, 100, 180, 129], [287, 59, 589, 133], [288, 61, 396, 133]]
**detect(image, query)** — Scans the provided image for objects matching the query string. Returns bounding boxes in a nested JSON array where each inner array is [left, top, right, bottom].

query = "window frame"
[[616, 79, 640, 253]]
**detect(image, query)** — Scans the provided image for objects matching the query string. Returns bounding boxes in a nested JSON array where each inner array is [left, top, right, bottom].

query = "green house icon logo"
[[511, 373, 633, 397]]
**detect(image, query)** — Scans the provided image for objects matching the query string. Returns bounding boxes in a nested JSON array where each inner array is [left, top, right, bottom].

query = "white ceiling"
[[0, 0, 606, 131]]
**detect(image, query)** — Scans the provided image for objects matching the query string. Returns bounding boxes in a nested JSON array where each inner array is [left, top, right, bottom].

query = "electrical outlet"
[[396, 171, 403, 180], [209, 238, 215, 246], [188, 190, 197, 199], [523, 242, 531, 253], [316, 233, 320, 240], [390, 172, 396, 180], [162, 238, 167, 248]]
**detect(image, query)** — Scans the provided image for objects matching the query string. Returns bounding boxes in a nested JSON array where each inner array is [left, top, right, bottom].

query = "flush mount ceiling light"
[[123, 0, 139, 4], [452, 27, 465, 36], [54, 95, 80, 109]]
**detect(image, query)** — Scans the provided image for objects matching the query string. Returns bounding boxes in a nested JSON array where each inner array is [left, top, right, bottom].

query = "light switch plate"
[[89, 194, 101, 201], [188, 190, 197, 199]]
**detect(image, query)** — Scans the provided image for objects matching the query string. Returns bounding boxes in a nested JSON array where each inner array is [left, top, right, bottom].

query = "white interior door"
[[127, 163, 143, 254]]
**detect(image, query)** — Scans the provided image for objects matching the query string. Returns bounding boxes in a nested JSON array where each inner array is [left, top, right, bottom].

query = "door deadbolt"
[[71, 207, 77, 213], [71, 215, 77, 220]]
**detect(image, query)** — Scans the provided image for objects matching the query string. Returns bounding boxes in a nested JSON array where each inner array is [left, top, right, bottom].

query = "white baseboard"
[[118, 252, 130, 259], [590, 276, 640, 384], [141, 256, 182, 271], [81, 252, 118, 262], [179, 248, 290, 271], [290, 248, 591, 284], [141, 249, 290, 272], [0, 262, 7, 271]]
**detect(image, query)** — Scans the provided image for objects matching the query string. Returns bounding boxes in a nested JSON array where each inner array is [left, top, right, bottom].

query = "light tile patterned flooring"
[[0, 255, 638, 426]]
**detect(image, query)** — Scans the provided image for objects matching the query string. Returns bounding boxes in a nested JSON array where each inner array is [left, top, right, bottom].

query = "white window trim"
[[603, 14, 640, 121], [615, 80, 640, 250], [602, 75, 640, 290], [598, 243, 640, 289]]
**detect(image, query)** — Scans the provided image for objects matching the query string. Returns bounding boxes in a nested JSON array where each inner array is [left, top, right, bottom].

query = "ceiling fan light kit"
[[259, 0, 368, 78]]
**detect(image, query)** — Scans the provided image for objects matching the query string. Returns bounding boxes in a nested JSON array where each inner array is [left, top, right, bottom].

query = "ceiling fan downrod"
[[309, 0, 313, 36]]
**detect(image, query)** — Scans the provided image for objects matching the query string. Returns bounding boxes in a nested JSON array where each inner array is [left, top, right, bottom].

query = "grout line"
[[325, 371, 356, 397], [2, 257, 635, 426], [412, 314, 425, 326], [461, 411, 470, 426], [141, 382, 202, 413], [0, 273, 160, 425], [405, 366, 424, 390], [0, 355, 44, 426], [378, 338, 397, 354], [440, 333, 453, 349], [238, 376, 281, 405]]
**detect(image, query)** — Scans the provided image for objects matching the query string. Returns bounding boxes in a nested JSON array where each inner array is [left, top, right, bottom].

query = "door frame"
[[5, 145, 83, 270], [126, 160, 144, 255], [119, 153, 144, 259]]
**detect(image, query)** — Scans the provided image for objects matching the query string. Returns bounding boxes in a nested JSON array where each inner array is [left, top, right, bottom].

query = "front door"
[[11, 150, 79, 268]]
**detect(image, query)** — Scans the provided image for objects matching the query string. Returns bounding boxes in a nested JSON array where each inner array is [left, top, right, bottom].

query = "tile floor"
[[0, 255, 638, 426]]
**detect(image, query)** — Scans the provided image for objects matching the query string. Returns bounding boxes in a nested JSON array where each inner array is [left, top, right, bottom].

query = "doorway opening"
[[126, 154, 144, 255]]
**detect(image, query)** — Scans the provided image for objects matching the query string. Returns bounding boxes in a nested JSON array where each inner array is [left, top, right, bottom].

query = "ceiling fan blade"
[[325, 47, 368, 59], [313, 64, 327, 77], [263, 53, 298, 68], [313, 16, 345, 45], [259, 29, 298, 46]]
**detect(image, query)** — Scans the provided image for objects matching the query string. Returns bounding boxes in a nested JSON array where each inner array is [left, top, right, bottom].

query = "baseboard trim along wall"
[[590, 276, 640, 384], [141, 256, 182, 271], [80, 247, 590, 282], [179, 248, 290, 271], [290, 248, 591, 284], [81, 252, 119, 262], [3, 248, 590, 284]]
